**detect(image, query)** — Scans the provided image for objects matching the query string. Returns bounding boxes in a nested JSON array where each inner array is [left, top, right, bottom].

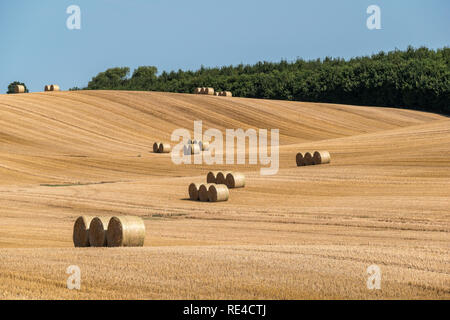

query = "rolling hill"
[[0, 90, 448, 299]]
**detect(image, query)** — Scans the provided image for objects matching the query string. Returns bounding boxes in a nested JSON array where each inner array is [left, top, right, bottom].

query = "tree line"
[[78, 46, 449, 115]]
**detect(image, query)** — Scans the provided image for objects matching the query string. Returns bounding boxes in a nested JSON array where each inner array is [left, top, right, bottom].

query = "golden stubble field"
[[0, 90, 448, 299]]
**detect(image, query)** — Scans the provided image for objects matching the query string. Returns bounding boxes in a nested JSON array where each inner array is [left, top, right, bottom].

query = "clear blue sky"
[[1, 0, 449, 93]]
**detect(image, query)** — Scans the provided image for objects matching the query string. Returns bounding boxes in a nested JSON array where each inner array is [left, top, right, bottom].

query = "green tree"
[[7, 81, 29, 94], [129, 66, 158, 90], [87, 67, 130, 90]]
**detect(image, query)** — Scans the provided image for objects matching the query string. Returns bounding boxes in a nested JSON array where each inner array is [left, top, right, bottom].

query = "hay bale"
[[223, 91, 233, 97], [207, 171, 220, 183], [194, 87, 202, 94], [214, 92, 220, 96], [204, 88, 215, 95], [313, 151, 331, 165], [183, 145, 190, 155], [216, 171, 232, 185], [14, 85, 25, 93], [296, 152, 305, 166], [88, 217, 111, 247], [158, 143, 171, 153], [200, 87, 206, 94], [50, 84, 60, 91], [153, 142, 160, 153], [199, 183, 215, 202], [73, 215, 95, 247], [304, 152, 314, 166], [189, 144, 201, 155], [106, 216, 146, 247], [226, 172, 245, 188], [188, 183, 202, 201], [44, 85, 51, 92], [208, 184, 229, 202], [200, 141, 209, 151]]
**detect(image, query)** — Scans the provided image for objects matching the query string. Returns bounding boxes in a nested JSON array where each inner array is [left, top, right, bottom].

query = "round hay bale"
[[88, 217, 111, 247], [304, 152, 314, 166], [190, 144, 201, 155], [204, 87, 215, 95], [200, 141, 209, 151], [188, 183, 201, 201], [14, 85, 25, 93], [153, 142, 160, 153], [313, 151, 331, 165], [226, 172, 245, 188], [158, 143, 171, 153], [106, 216, 146, 247], [50, 84, 60, 91], [296, 152, 305, 166], [199, 183, 215, 202], [194, 87, 202, 94], [73, 215, 95, 247], [208, 184, 229, 202], [207, 171, 220, 183], [44, 85, 51, 92], [200, 87, 206, 94], [216, 171, 232, 185], [214, 92, 220, 96], [224, 91, 233, 97]]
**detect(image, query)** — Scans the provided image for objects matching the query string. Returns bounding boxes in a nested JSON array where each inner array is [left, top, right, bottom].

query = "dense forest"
[[78, 46, 449, 114]]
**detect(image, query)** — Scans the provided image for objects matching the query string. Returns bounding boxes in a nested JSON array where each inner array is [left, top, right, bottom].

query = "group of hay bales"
[[215, 91, 232, 97], [184, 139, 209, 155], [73, 215, 146, 247], [12, 84, 61, 94], [153, 142, 171, 153], [194, 87, 215, 95], [188, 171, 245, 202], [44, 84, 60, 92], [296, 150, 331, 166]]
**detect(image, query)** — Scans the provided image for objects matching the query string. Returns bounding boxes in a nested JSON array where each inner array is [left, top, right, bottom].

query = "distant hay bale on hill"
[[207, 171, 220, 183], [313, 151, 331, 165], [216, 171, 232, 185], [153, 142, 160, 153], [204, 88, 215, 95], [296, 152, 305, 166], [304, 152, 314, 166], [158, 143, 171, 153], [223, 91, 232, 97], [73, 215, 95, 247], [194, 87, 202, 94], [200, 141, 209, 151], [14, 85, 25, 93], [199, 183, 215, 202], [208, 184, 229, 202], [188, 183, 201, 200], [89, 217, 111, 247], [50, 84, 60, 91], [226, 172, 245, 188], [44, 85, 51, 92], [106, 216, 146, 247], [189, 144, 201, 155]]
